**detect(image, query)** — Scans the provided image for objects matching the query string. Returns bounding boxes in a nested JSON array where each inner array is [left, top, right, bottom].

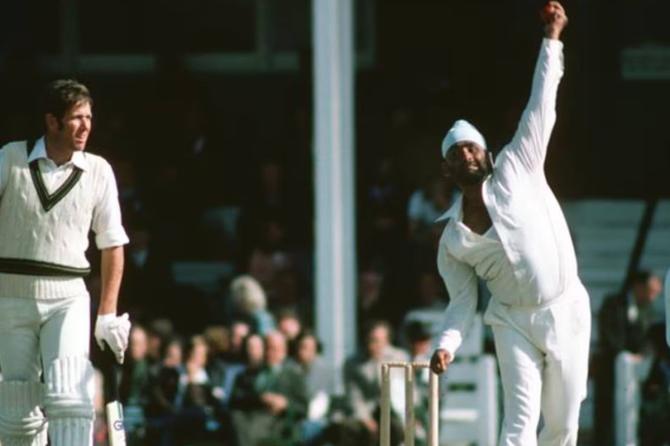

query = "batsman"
[[430, 3, 591, 445], [0, 79, 130, 445]]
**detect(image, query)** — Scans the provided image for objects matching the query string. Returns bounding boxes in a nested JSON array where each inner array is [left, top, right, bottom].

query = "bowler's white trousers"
[[0, 295, 94, 446], [484, 283, 591, 446]]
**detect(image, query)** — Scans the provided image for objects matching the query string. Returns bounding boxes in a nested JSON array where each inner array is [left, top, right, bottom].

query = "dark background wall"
[[0, 0, 669, 200]]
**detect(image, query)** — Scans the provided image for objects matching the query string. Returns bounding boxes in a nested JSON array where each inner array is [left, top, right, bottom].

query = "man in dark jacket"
[[230, 330, 308, 446], [595, 271, 662, 445]]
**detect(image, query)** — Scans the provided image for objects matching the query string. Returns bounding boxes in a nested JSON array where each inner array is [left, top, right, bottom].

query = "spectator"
[[240, 332, 267, 372], [639, 323, 670, 446], [178, 335, 226, 443], [145, 318, 175, 369], [202, 325, 232, 403], [203, 323, 253, 446], [121, 325, 151, 405], [341, 321, 408, 446], [595, 271, 663, 446], [277, 308, 303, 355], [230, 275, 276, 335], [403, 320, 433, 446], [145, 336, 186, 446], [224, 319, 252, 363], [293, 330, 337, 445], [225, 332, 267, 417], [145, 335, 225, 445], [230, 331, 308, 446], [404, 320, 433, 363], [120, 325, 151, 445], [294, 330, 337, 399]]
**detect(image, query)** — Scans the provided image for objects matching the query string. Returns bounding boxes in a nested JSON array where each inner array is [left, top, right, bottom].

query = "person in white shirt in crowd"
[[429, 3, 591, 446], [293, 330, 337, 445], [0, 79, 130, 446]]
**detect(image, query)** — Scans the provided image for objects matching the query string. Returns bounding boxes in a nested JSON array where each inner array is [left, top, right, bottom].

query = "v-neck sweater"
[[0, 140, 128, 298]]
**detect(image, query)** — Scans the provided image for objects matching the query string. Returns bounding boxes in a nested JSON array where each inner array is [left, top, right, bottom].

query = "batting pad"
[[0, 381, 48, 446], [44, 356, 95, 420], [44, 356, 95, 446]]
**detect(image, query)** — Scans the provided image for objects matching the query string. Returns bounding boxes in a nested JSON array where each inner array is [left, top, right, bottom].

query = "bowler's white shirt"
[[435, 39, 582, 356], [0, 137, 128, 249]]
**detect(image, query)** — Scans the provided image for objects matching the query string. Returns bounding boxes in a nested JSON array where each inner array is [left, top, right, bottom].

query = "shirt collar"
[[434, 175, 492, 224], [435, 194, 462, 223], [28, 137, 88, 171]]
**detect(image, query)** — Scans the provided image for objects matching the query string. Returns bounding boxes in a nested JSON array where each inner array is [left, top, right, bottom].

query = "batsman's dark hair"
[[42, 79, 92, 122]]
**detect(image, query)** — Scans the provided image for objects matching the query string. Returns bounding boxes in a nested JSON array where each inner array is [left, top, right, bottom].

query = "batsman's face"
[[443, 141, 491, 186], [47, 101, 93, 152]]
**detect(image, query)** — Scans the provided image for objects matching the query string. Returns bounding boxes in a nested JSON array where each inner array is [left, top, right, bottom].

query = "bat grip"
[[101, 342, 121, 404]]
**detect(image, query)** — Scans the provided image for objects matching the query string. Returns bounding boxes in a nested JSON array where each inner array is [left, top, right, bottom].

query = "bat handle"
[[101, 342, 121, 403], [101, 343, 127, 445]]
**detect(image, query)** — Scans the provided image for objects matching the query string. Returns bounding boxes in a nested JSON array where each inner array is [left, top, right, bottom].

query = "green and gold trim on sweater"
[[0, 257, 90, 277], [26, 141, 84, 212], [29, 161, 83, 212]]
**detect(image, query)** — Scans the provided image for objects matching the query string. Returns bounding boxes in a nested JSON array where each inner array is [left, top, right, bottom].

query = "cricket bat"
[[102, 343, 127, 446]]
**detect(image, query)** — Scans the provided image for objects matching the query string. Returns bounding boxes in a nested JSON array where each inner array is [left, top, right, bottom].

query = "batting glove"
[[95, 313, 131, 364]]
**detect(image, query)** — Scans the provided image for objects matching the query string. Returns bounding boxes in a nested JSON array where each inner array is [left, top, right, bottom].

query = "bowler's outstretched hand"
[[430, 348, 453, 375], [542, 1, 568, 40]]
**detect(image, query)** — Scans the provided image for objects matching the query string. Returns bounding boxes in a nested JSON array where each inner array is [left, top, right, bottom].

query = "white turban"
[[441, 119, 487, 158]]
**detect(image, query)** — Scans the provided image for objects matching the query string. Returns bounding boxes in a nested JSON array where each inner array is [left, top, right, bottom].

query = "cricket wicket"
[[380, 361, 439, 446]]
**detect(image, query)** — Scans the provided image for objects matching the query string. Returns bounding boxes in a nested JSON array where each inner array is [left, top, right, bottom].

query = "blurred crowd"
[[60, 66, 457, 446], [593, 271, 668, 446], [92, 307, 437, 446], [0, 60, 667, 445], [0, 61, 461, 446]]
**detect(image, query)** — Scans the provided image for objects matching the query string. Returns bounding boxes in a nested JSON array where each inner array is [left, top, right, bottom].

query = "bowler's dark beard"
[[454, 162, 492, 186]]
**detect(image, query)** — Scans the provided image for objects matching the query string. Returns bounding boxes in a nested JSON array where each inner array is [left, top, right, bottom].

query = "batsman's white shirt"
[[435, 38, 587, 356], [0, 137, 129, 299], [0, 137, 128, 250]]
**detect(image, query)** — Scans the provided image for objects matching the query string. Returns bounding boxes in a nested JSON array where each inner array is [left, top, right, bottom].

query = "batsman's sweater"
[[0, 137, 128, 299]]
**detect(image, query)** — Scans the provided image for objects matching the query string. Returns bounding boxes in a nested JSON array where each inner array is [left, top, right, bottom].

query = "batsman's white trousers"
[[485, 283, 591, 446], [0, 295, 94, 446], [0, 295, 90, 380]]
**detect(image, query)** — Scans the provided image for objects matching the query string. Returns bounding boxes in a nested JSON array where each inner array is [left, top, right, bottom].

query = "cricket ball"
[[541, 3, 556, 22]]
